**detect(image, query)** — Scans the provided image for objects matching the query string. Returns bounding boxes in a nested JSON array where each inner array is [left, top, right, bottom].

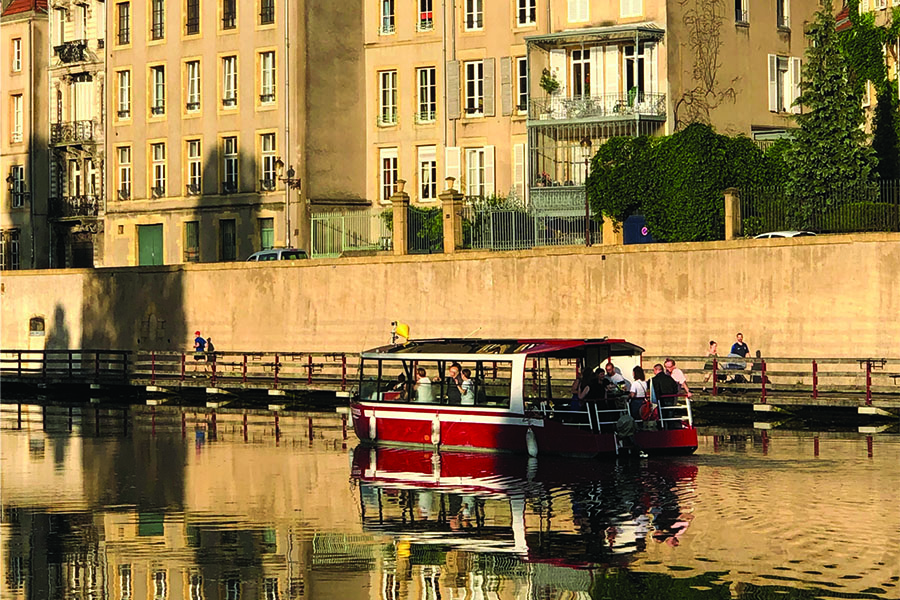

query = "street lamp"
[[275, 157, 301, 247], [580, 137, 592, 246]]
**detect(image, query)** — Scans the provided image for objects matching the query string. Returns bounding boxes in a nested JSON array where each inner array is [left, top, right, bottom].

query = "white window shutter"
[[500, 57, 512, 116], [513, 143, 524, 200], [484, 146, 495, 196], [445, 146, 460, 183], [767, 54, 778, 112], [446, 60, 460, 120], [789, 57, 802, 113], [647, 43, 657, 94], [550, 49, 567, 97], [483, 57, 496, 116], [590, 46, 603, 97], [604, 46, 619, 112]]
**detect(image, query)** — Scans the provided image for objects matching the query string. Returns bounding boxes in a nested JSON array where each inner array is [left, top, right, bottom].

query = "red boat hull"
[[350, 402, 698, 457]]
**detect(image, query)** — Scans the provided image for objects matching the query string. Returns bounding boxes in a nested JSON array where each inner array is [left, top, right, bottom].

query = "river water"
[[1, 404, 897, 600]]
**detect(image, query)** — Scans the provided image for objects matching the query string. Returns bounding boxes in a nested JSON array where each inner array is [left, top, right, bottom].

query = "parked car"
[[246, 248, 309, 261], [753, 231, 817, 239]]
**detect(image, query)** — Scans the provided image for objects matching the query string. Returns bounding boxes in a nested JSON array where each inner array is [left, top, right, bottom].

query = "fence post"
[[390, 181, 410, 256], [68, 350, 73, 379], [812, 360, 818, 399], [274, 354, 280, 388], [242, 354, 247, 383], [181, 353, 185, 381], [866, 359, 872, 406], [95, 352, 100, 382], [760, 359, 767, 403], [308, 354, 313, 385], [341, 353, 347, 391], [712, 358, 718, 396], [724, 187, 742, 240], [439, 182, 465, 253]]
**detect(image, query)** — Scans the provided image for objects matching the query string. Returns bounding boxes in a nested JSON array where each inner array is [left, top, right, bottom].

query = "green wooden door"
[[138, 224, 164, 265]]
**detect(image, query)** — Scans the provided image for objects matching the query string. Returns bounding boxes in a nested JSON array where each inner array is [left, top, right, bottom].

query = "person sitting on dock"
[[415, 367, 434, 403]]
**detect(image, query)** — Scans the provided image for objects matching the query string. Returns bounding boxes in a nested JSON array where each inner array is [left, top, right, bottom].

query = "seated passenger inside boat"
[[415, 367, 434, 403], [602, 362, 631, 406]]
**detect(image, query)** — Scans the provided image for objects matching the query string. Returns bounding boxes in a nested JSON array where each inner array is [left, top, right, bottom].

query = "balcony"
[[379, 21, 395, 35], [259, 178, 276, 191], [185, 183, 201, 196], [528, 92, 666, 122], [117, 188, 130, 201], [151, 186, 166, 198], [50, 120, 94, 145], [49, 195, 99, 219], [222, 181, 238, 194], [53, 39, 89, 63], [416, 16, 434, 32]]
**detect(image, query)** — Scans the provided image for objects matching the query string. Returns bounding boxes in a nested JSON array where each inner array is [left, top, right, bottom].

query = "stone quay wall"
[[2, 233, 898, 359]]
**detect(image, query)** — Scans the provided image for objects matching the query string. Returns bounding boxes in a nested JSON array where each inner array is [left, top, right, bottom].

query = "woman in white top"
[[415, 367, 434, 403], [629, 365, 649, 420]]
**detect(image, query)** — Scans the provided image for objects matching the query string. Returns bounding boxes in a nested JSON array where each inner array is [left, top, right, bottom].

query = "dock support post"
[[341, 354, 347, 391], [151, 351, 156, 384], [342, 413, 348, 440], [712, 358, 718, 396], [181, 353, 186, 381], [274, 354, 280, 388], [760, 360, 767, 403], [308, 354, 313, 385], [242, 354, 247, 383]]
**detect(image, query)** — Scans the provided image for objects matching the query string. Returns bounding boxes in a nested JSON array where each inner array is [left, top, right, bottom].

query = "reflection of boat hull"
[[350, 402, 698, 457]]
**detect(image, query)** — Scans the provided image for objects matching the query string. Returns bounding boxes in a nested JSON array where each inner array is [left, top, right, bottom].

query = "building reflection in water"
[[1, 407, 898, 600]]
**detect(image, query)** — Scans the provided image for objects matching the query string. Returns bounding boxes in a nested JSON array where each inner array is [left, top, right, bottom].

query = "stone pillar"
[[390, 180, 410, 256], [601, 215, 624, 246], [439, 177, 465, 254], [724, 187, 742, 240]]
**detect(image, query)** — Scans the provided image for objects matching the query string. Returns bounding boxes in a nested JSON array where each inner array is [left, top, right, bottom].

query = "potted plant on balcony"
[[540, 68, 560, 95]]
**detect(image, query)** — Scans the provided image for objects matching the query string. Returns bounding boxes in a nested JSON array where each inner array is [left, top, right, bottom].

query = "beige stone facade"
[[365, 0, 817, 210], [1, 0, 50, 270]]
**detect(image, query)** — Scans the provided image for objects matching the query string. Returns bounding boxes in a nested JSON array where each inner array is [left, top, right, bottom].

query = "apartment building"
[[366, 0, 816, 209], [45, 0, 106, 267], [0, 0, 50, 270]]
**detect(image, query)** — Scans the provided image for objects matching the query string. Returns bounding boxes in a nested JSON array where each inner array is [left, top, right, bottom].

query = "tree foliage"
[[785, 0, 876, 228], [586, 123, 784, 242]]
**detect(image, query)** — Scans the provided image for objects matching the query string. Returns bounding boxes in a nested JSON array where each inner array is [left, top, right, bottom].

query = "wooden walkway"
[[1, 349, 898, 416]]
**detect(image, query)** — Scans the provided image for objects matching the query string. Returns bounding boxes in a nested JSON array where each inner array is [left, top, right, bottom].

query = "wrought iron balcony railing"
[[259, 93, 275, 103], [259, 178, 276, 191], [415, 110, 436, 123], [223, 13, 236, 29], [260, 5, 275, 24], [186, 183, 201, 196], [416, 17, 434, 32], [117, 109, 130, 119], [186, 18, 200, 35], [528, 92, 666, 122], [151, 185, 166, 198], [379, 21, 395, 35], [151, 23, 164, 40], [377, 110, 398, 126], [53, 39, 89, 63], [50, 120, 94, 144], [222, 97, 237, 108], [49, 195, 100, 218], [117, 29, 130, 45], [186, 101, 200, 111], [117, 188, 130, 201], [151, 104, 165, 115], [222, 181, 238, 194]]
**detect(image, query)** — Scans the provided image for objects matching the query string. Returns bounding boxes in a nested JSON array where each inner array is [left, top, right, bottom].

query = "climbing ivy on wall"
[[586, 123, 786, 242]]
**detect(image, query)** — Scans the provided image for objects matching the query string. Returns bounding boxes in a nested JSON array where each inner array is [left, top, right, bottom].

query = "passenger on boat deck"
[[571, 368, 602, 408], [664, 358, 692, 398], [650, 363, 680, 415], [437, 362, 462, 403], [458, 368, 476, 405], [602, 362, 631, 403], [628, 366, 649, 421], [415, 367, 434, 403]]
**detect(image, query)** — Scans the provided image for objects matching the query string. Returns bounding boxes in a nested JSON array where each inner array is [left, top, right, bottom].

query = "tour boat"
[[350, 338, 698, 457]]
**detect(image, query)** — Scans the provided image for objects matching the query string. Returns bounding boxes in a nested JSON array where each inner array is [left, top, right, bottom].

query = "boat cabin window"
[[359, 358, 513, 408]]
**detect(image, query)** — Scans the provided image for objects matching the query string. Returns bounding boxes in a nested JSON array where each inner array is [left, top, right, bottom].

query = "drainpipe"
[[283, 0, 291, 246], [442, 0, 447, 149], [448, 0, 456, 147], [29, 18, 35, 268]]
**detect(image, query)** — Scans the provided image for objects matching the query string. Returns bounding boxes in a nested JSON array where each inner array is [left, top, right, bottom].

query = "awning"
[[526, 22, 665, 49]]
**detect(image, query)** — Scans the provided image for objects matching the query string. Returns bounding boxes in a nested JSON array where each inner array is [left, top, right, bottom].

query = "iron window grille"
[[260, 0, 275, 24]]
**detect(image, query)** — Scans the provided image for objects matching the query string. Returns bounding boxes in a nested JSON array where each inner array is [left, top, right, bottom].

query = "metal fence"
[[462, 194, 602, 251], [740, 180, 900, 235], [407, 206, 443, 254], [310, 210, 392, 258]]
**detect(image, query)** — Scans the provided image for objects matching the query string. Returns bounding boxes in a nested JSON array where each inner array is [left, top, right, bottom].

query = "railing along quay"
[[2, 350, 898, 415]]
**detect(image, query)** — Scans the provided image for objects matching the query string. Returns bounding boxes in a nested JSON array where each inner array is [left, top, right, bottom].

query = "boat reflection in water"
[[351, 445, 698, 577]]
